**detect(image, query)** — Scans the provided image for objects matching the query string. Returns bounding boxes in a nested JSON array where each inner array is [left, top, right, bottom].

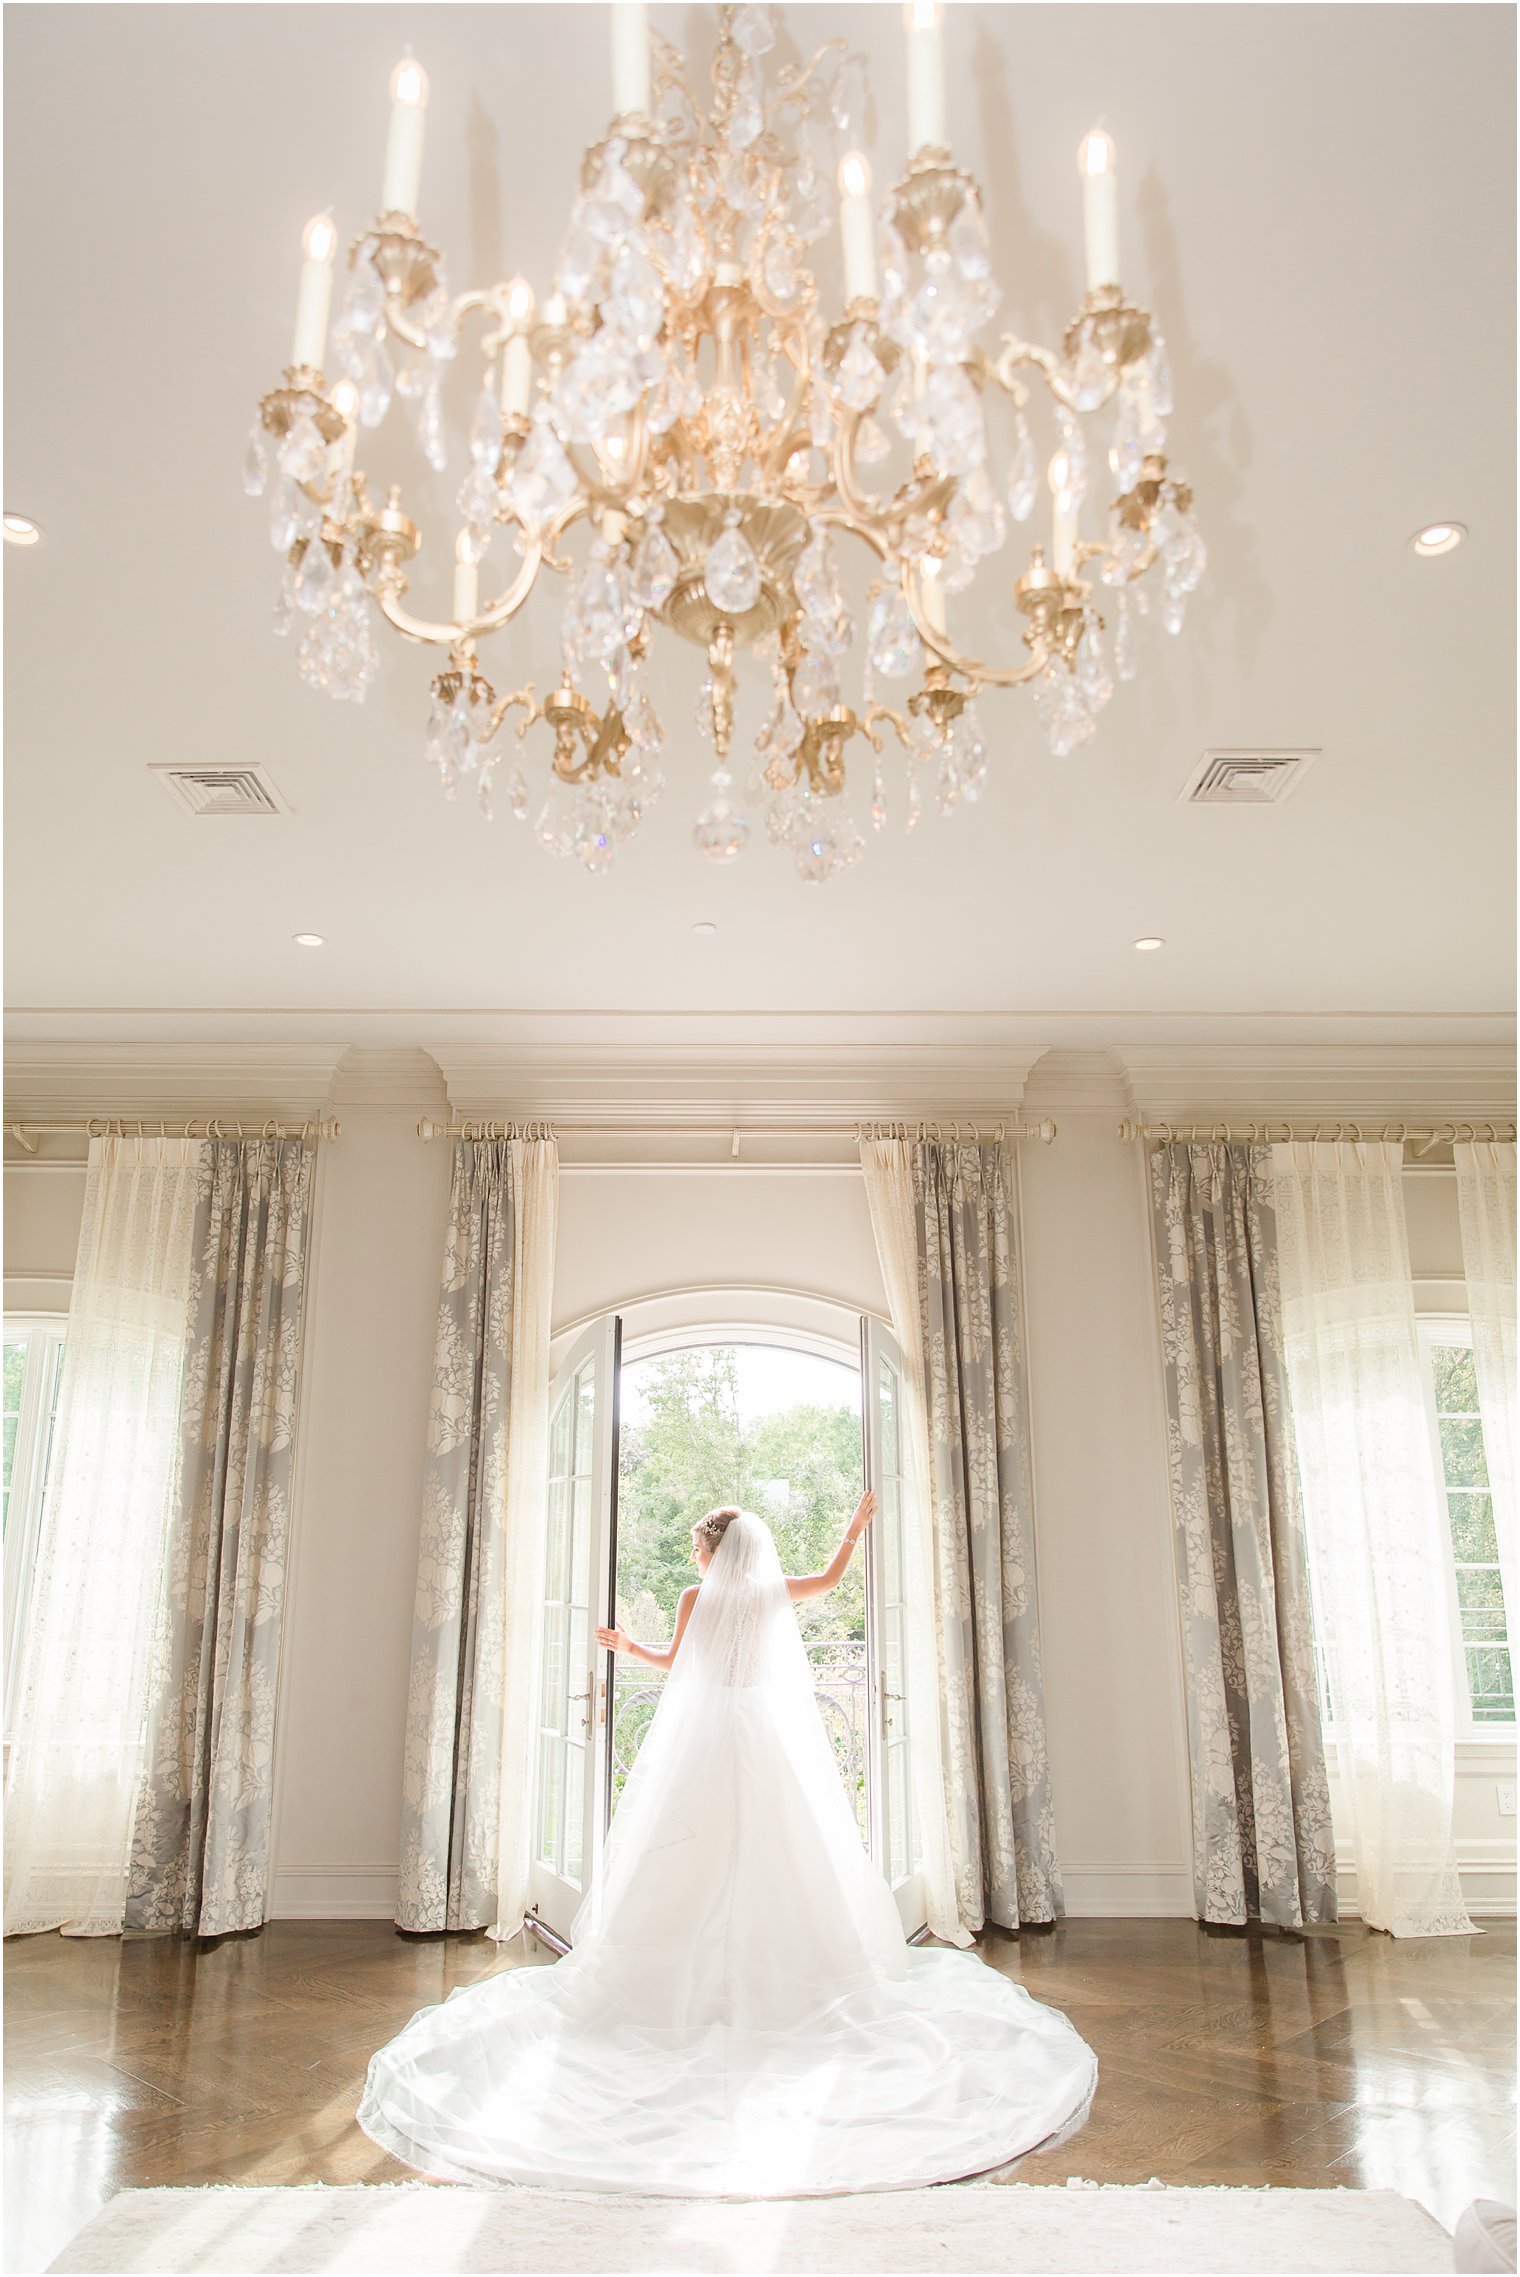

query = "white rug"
[[45, 2179, 1453, 2274]]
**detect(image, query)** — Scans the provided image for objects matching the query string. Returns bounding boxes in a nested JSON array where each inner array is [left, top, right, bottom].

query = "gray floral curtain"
[[1149, 1142, 1336, 1929], [126, 1138, 316, 1937], [916, 1139, 1062, 1931], [396, 1140, 515, 1932]]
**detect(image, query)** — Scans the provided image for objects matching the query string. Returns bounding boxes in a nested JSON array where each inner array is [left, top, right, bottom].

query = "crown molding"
[[2, 1042, 352, 1122], [1110, 1044, 1518, 1124], [6, 1031, 1515, 1133], [427, 1036, 1049, 1125], [4, 1008, 1514, 1052], [328, 1047, 450, 1113]]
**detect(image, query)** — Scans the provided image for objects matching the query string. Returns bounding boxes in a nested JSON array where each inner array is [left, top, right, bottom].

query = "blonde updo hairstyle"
[[692, 1504, 742, 1556]]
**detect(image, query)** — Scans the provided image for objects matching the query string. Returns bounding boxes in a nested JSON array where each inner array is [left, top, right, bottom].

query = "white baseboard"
[[267, 1854, 1516, 1928], [269, 1865, 398, 1920], [1335, 1841, 1516, 1921], [1061, 1863, 1195, 1917]]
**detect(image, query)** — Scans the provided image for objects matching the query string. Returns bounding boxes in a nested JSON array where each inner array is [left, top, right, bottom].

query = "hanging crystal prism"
[[1114, 590, 1137, 680], [704, 508, 761, 615], [294, 538, 336, 614], [694, 768, 749, 860], [243, 423, 270, 497], [630, 513, 680, 610], [1007, 411, 1038, 521]]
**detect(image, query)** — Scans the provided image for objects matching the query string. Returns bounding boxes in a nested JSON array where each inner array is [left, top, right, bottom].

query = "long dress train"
[[359, 1512, 1097, 2197]]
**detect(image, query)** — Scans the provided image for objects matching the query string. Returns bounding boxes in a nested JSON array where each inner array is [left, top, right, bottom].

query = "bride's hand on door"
[[596, 1623, 631, 1654], [848, 1490, 878, 1541]]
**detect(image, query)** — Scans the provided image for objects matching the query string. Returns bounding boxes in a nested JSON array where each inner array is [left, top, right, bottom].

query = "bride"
[[359, 1498, 1097, 2197]]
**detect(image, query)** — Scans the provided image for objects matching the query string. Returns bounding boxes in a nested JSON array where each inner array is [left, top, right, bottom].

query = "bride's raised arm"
[[597, 1585, 699, 1672], [785, 1491, 877, 1601]]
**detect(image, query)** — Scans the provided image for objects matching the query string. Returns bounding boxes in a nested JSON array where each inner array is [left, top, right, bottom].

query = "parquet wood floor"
[[5, 1916, 1514, 2275]]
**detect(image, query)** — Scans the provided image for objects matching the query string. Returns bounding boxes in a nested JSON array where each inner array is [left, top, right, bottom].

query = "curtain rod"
[[416, 1117, 1059, 1145], [5, 1116, 341, 1154], [1117, 1117, 1514, 1157]]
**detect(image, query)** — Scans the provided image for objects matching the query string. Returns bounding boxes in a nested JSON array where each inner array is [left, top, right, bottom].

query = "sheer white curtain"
[[1270, 1140, 1473, 1936], [492, 1132, 559, 1941], [1454, 1142, 1517, 1636], [4, 1136, 202, 1936], [858, 1135, 964, 1947]]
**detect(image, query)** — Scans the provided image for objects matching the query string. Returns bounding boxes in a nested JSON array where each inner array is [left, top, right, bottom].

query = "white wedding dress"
[[359, 1512, 1097, 2197]]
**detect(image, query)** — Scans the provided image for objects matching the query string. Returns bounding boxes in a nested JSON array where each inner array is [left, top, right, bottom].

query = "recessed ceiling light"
[[293, 932, 325, 947], [692, 920, 718, 936], [1133, 936, 1165, 951], [1411, 522, 1467, 556], [3, 513, 41, 546]]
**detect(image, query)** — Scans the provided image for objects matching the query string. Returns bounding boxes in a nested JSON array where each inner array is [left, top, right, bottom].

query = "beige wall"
[[4, 1073, 1512, 1921]]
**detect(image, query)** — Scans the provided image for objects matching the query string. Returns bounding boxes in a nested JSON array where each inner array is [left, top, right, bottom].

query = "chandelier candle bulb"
[[1049, 453, 1078, 577], [502, 331, 534, 419], [1079, 127, 1120, 290], [611, 1, 651, 118], [292, 214, 337, 369], [838, 153, 878, 303], [453, 532, 479, 625], [905, 0, 947, 156], [382, 56, 429, 217]]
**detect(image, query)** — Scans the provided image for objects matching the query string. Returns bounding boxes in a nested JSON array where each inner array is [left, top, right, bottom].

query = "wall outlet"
[[1496, 1783, 1516, 1817]]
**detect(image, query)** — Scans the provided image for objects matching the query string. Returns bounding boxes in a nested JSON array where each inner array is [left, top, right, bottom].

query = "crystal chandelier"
[[245, 2, 1205, 880]]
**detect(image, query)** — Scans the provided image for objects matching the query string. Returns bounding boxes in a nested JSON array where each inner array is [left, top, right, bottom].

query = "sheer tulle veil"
[[570, 1510, 909, 2028]]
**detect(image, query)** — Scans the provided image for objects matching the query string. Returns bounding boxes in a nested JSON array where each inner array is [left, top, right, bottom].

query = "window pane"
[[3, 1339, 26, 1413], [563, 1740, 585, 1886], [1467, 1647, 1515, 1722], [1438, 1415, 1490, 1489], [1432, 1344, 1480, 1412], [1456, 1565, 1507, 1623], [2, 1415, 17, 1504], [1448, 1491, 1499, 1565], [574, 1363, 596, 1473], [550, 1387, 573, 1475], [881, 1476, 902, 1604], [538, 1735, 564, 1869], [540, 1603, 568, 1729]]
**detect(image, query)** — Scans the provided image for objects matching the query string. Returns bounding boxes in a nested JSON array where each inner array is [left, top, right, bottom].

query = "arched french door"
[[526, 1309, 927, 1950]]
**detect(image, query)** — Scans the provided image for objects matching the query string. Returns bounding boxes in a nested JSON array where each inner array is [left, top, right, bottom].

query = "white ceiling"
[[3, 3, 1514, 1040]]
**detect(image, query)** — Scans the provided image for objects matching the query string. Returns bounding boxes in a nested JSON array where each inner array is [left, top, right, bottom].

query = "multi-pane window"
[[3, 1319, 67, 1735], [1421, 1326, 1514, 1728], [1307, 1320, 1514, 1738]]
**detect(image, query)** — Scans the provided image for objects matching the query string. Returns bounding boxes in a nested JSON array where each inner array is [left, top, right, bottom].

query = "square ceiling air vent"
[[1180, 749, 1318, 806], [151, 763, 288, 817]]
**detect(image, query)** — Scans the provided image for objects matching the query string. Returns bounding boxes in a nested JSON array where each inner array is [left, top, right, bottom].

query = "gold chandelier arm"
[[769, 39, 847, 121], [463, 492, 596, 637], [860, 702, 912, 754], [829, 409, 887, 528], [486, 683, 538, 739], [809, 502, 889, 561], [369, 510, 559, 650], [899, 561, 1053, 689], [990, 334, 1114, 417], [1079, 535, 1160, 584], [387, 282, 502, 356]]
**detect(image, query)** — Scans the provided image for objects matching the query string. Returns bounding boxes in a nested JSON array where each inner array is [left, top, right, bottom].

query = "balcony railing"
[[610, 1638, 869, 1837]]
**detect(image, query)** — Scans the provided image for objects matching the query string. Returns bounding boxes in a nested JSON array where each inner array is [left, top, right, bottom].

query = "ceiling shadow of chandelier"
[[245, 2, 1206, 882]]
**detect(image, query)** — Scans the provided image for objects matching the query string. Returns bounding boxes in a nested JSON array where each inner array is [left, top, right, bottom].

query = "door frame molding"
[[556, 1283, 873, 1376]]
